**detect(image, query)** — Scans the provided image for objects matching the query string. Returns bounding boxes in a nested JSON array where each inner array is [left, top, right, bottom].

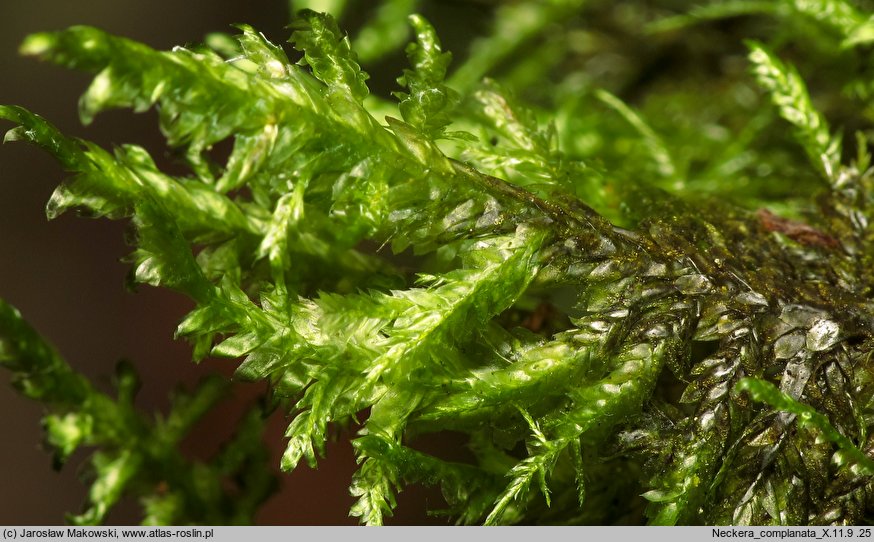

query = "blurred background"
[[0, 0, 491, 525]]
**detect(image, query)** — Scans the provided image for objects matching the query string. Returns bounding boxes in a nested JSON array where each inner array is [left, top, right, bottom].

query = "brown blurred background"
[[0, 0, 489, 525]]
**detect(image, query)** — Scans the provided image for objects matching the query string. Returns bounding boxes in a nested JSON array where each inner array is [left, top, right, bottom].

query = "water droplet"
[[806, 319, 840, 352]]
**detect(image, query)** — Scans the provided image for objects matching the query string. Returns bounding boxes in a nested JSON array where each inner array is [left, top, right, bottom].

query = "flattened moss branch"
[[3, 0, 874, 526]]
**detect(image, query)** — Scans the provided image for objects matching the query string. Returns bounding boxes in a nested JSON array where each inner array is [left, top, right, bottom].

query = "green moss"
[[3, 0, 874, 525]]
